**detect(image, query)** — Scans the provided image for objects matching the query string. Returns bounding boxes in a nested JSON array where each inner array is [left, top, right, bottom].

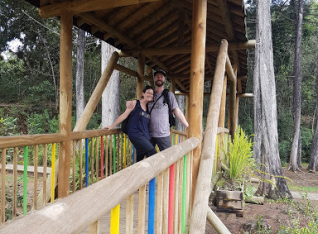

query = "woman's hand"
[[126, 100, 134, 109], [104, 126, 112, 130]]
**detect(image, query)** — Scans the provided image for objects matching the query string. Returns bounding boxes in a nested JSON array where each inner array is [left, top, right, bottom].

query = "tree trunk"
[[76, 28, 85, 123], [255, 0, 292, 199], [308, 97, 318, 172], [308, 41, 318, 172], [253, 25, 262, 167], [289, 0, 304, 171], [101, 42, 120, 127], [175, 95, 185, 132]]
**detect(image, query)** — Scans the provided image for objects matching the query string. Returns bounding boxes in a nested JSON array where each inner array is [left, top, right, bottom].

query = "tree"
[[101, 42, 120, 127], [75, 28, 86, 123], [175, 95, 185, 132], [308, 37, 318, 172], [254, 0, 292, 199], [289, 0, 304, 171]]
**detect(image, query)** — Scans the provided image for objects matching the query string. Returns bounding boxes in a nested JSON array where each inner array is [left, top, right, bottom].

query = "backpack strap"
[[163, 89, 171, 112], [148, 93, 164, 115]]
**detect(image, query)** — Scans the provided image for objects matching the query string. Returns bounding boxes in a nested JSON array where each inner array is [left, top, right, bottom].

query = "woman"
[[105, 85, 157, 162]]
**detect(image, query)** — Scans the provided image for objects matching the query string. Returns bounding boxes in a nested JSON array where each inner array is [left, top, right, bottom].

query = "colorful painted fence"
[[0, 137, 199, 234], [0, 128, 135, 225]]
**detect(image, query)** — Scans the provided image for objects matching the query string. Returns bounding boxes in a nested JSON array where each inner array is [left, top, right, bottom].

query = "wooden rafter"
[[126, 40, 255, 56], [78, 12, 169, 72], [39, 0, 165, 19]]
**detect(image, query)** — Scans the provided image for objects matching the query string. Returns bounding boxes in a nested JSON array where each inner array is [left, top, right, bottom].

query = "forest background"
[[1, 0, 318, 166]]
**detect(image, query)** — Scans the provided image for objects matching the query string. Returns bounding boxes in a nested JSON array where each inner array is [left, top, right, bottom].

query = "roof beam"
[[125, 40, 256, 56], [39, 0, 165, 19], [79, 12, 169, 71]]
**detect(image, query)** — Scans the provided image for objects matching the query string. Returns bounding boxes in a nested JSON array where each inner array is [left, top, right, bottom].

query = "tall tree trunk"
[[255, 0, 292, 199], [253, 26, 262, 167], [101, 42, 120, 127], [176, 95, 185, 132], [289, 0, 304, 171], [308, 41, 318, 172], [76, 28, 85, 123]]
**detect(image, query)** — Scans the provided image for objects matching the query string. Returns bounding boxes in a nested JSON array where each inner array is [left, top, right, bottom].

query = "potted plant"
[[215, 126, 256, 216]]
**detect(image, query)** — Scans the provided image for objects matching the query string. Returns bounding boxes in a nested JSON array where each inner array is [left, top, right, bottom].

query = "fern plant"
[[222, 126, 255, 185]]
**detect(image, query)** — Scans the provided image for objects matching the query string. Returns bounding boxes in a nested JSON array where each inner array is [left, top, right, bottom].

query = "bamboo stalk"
[[126, 194, 134, 234], [79, 140, 83, 190], [156, 172, 163, 234], [33, 145, 38, 209], [1, 149, 6, 223], [95, 137, 99, 182], [72, 140, 76, 192], [162, 168, 169, 233], [13, 147, 18, 219], [137, 185, 146, 233], [89, 220, 100, 234], [91, 138, 94, 184], [43, 144, 47, 205]]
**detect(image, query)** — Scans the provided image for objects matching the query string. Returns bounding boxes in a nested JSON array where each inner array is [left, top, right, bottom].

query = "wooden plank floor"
[[80, 190, 150, 234]]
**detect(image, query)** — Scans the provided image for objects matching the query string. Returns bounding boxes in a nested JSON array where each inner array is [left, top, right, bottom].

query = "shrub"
[[222, 126, 255, 184]]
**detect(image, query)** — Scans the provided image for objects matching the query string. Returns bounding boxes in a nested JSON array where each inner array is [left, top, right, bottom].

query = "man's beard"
[[155, 80, 164, 87]]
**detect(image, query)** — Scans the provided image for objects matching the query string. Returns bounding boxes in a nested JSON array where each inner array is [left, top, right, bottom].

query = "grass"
[[287, 184, 318, 192]]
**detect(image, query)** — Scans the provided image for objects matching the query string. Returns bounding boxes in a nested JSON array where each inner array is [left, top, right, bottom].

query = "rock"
[[240, 220, 271, 234]]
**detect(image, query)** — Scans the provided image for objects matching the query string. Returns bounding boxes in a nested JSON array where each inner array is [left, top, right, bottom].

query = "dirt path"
[[206, 168, 318, 234]]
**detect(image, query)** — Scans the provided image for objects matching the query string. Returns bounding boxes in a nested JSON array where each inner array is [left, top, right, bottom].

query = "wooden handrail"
[[0, 137, 199, 234], [71, 128, 121, 140], [0, 129, 123, 149], [0, 133, 66, 149]]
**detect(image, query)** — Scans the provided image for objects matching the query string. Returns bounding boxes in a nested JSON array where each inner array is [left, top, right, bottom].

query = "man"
[[128, 69, 189, 151]]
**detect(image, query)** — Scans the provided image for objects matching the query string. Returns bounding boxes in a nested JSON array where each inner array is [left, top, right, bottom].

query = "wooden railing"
[[0, 128, 189, 226], [0, 128, 132, 224], [0, 137, 198, 234]]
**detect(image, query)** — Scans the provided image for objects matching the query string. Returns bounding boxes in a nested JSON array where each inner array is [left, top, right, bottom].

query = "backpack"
[[162, 89, 176, 127], [121, 100, 139, 134]]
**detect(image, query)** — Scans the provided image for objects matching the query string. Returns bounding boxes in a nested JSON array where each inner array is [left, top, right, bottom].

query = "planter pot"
[[216, 189, 244, 217]]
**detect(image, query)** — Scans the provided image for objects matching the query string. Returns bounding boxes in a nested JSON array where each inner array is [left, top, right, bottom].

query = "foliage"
[[222, 126, 255, 184], [277, 193, 318, 234], [0, 115, 18, 136]]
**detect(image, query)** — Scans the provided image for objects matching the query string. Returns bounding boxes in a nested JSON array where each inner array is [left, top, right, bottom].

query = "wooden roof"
[[25, 0, 250, 93]]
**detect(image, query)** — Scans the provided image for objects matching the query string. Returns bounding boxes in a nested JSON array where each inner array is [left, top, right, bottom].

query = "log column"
[[58, 10, 73, 198], [137, 54, 145, 99], [229, 65, 237, 137], [188, 0, 207, 204]]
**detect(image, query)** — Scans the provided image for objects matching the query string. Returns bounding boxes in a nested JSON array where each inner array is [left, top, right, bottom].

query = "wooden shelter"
[[1, 0, 255, 233], [26, 0, 252, 92]]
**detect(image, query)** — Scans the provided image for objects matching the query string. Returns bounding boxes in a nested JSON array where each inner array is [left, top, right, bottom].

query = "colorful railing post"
[[110, 204, 120, 234], [50, 143, 56, 203], [85, 138, 89, 187], [148, 178, 156, 234]]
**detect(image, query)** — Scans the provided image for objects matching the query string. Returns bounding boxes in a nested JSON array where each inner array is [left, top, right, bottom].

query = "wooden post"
[[137, 54, 145, 99], [235, 97, 240, 127], [218, 76, 227, 128], [58, 10, 73, 198], [229, 65, 237, 138], [188, 0, 207, 205], [189, 39, 228, 234], [217, 76, 227, 170]]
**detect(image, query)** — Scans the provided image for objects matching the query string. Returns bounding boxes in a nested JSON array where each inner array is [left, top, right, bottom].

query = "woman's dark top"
[[127, 100, 151, 140]]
